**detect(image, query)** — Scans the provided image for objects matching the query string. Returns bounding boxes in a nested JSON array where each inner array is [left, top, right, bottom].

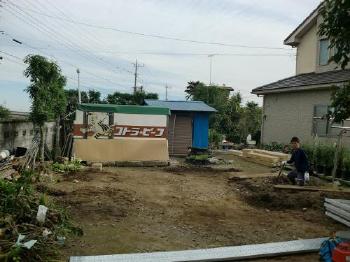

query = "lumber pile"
[[241, 149, 289, 167], [325, 198, 350, 227], [228, 150, 243, 157]]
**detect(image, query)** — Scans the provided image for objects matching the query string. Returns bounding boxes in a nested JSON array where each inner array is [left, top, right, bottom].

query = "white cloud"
[[0, 0, 320, 110]]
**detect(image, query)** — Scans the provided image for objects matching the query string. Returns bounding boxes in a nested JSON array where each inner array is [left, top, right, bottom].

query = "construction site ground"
[[41, 155, 348, 261]]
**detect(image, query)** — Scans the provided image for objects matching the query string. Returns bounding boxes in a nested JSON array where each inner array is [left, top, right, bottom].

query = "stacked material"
[[325, 198, 350, 227], [242, 149, 289, 167]]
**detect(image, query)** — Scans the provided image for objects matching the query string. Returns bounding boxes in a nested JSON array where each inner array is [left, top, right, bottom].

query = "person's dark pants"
[[287, 170, 305, 186]]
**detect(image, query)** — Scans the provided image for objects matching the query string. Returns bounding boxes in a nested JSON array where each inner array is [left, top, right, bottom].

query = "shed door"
[[169, 114, 192, 156], [192, 112, 209, 149]]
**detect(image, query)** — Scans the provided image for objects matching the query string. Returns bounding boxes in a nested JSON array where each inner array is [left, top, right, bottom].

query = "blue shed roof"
[[144, 100, 217, 112]]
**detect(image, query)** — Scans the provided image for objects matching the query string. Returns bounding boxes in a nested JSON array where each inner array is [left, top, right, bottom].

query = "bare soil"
[[42, 157, 347, 261]]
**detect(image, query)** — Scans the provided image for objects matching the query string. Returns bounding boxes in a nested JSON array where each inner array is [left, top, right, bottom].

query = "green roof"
[[78, 103, 170, 115]]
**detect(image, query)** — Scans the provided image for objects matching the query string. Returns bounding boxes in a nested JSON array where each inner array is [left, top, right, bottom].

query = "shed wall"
[[168, 113, 192, 156]]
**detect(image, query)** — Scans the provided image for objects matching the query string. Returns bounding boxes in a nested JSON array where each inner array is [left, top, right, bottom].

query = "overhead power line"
[[0, 50, 22, 60], [2, 32, 130, 89], [4, 1, 134, 75], [8, 4, 292, 51]]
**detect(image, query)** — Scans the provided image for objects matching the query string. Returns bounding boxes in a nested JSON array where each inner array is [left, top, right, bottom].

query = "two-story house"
[[252, 3, 350, 146]]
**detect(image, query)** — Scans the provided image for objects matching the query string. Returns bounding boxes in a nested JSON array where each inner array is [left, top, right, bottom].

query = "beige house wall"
[[295, 16, 350, 75], [74, 138, 169, 162], [296, 24, 317, 75], [261, 88, 350, 147]]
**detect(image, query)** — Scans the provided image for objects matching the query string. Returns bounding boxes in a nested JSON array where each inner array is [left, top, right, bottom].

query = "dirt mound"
[[59, 186, 135, 221], [62, 170, 108, 182], [36, 183, 67, 196], [230, 177, 325, 210]]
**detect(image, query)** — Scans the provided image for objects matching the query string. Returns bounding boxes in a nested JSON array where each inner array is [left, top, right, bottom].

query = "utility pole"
[[76, 68, 81, 104], [165, 84, 171, 101], [208, 54, 215, 85], [132, 59, 144, 94]]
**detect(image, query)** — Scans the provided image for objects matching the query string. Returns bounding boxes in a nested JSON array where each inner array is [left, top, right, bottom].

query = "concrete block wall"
[[0, 120, 55, 151]]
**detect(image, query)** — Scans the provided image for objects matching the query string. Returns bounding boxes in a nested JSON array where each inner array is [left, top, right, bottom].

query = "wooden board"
[[70, 238, 327, 262], [252, 149, 289, 161], [274, 185, 350, 194], [246, 152, 280, 162], [242, 149, 254, 157], [229, 150, 243, 157], [229, 173, 277, 179]]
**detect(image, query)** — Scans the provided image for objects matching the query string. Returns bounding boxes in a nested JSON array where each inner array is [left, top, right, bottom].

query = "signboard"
[[73, 124, 166, 138]]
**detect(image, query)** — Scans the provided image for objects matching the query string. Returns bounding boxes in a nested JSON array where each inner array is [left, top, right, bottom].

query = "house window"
[[22, 130, 26, 136], [312, 104, 339, 137], [319, 39, 330, 66]]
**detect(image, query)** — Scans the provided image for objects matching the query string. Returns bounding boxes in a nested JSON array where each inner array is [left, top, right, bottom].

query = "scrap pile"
[[0, 166, 82, 261], [241, 149, 289, 167], [324, 198, 350, 227], [0, 150, 20, 181]]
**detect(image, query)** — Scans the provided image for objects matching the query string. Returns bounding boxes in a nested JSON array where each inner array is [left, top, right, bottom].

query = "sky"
[[0, 0, 321, 111]]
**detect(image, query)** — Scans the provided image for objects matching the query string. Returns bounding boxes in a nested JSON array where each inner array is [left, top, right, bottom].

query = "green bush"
[[209, 129, 223, 148], [261, 142, 285, 152], [0, 170, 82, 261], [51, 160, 82, 173]]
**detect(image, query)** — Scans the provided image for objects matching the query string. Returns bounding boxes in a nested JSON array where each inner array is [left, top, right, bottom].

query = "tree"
[[238, 102, 262, 144], [0, 105, 10, 120], [87, 90, 102, 103], [331, 82, 350, 123], [105, 91, 158, 105], [319, 1, 350, 123], [24, 55, 67, 161], [319, 0, 350, 69], [215, 93, 242, 143]]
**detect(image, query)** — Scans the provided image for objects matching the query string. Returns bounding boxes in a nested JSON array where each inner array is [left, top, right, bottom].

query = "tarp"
[[78, 103, 170, 115]]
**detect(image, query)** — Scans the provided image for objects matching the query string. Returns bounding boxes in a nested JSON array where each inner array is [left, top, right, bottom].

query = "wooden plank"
[[228, 150, 243, 157], [229, 173, 276, 179], [325, 211, 350, 227], [247, 152, 280, 163], [274, 185, 350, 194], [242, 149, 254, 157], [241, 152, 280, 167], [252, 149, 290, 161], [70, 238, 327, 262], [241, 156, 279, 167]]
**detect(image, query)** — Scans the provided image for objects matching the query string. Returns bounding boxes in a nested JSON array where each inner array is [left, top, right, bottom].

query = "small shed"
[[144, 100, 216, 156]]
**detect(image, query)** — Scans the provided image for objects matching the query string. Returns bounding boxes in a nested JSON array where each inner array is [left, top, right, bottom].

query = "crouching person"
[[284, 137, 309, 186]]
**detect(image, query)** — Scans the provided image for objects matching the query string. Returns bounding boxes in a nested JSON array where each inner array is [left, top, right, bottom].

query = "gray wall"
[[261, 88, 350, 147], [0, 121, 55, 151]]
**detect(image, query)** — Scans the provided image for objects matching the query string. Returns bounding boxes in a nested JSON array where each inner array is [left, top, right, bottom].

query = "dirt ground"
[[41, 156, 348, 261]]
